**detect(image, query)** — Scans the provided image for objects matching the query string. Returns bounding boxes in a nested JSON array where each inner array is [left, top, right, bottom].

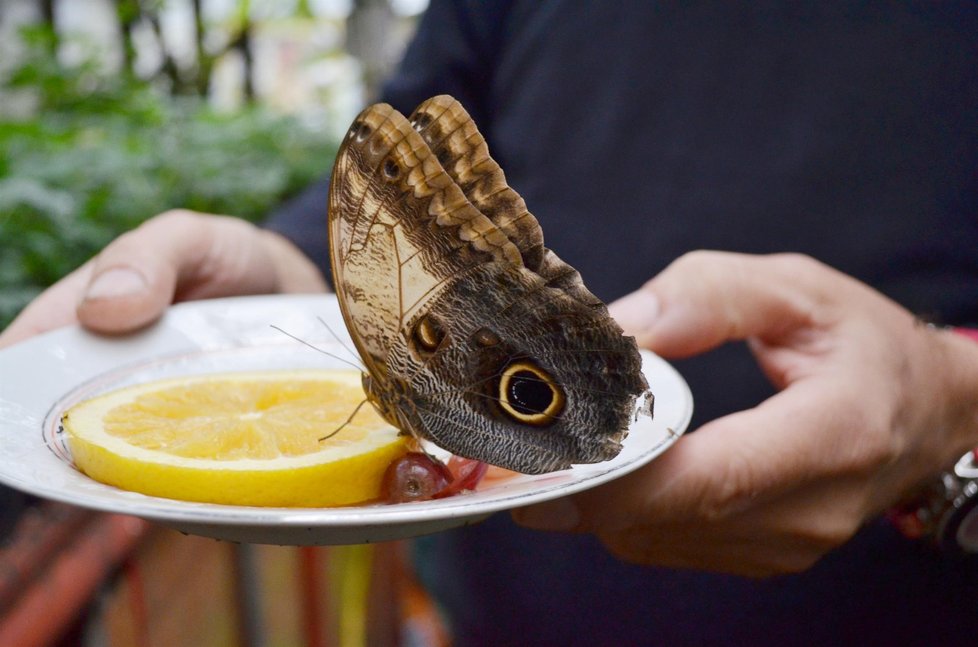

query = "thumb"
[[77, 246, 174, 335], [610, 251, 834, 358], [77, 210, 279, 333]]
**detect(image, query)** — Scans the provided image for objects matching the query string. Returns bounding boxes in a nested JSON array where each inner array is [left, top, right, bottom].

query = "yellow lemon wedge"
[[62, 369, 407, 507]]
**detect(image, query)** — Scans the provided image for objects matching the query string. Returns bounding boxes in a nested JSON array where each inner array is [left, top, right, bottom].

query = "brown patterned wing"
[[329, 97, 652, 474], [409, 95, 604, 309], [327, 102, 523, 376]]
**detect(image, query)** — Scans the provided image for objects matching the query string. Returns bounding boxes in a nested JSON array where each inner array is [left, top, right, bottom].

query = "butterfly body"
[[329, 96, 651, 474]]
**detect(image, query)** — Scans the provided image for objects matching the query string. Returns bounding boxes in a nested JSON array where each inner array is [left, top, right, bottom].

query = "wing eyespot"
[[412, 314, 446, 354], [353, 121, 372, 142], [436, 150, 452, 168], [471, 327, 500, 347], [497, 361, 565, 426], [411, 113, 433, 131], [383, 158, 400, 180]]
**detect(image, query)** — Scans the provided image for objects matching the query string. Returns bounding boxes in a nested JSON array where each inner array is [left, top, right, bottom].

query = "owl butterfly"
[[327, 95, 652, 474]]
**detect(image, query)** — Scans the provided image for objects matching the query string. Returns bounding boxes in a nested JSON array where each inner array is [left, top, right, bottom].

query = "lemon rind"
[[61, 369, 408, 507]]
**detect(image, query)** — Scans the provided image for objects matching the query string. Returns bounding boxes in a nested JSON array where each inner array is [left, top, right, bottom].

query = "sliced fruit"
[[62, 369, 407, 507]]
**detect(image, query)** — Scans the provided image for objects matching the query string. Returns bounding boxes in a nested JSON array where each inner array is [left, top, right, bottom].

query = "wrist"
[[888, 326, 978, 552], [937, 327, 978, 459]]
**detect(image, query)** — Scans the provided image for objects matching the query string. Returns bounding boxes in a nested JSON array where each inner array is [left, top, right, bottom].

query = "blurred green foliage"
[[0, 27, 338, 329]]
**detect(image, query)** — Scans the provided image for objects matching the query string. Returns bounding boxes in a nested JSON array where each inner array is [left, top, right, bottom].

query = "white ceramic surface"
[[0, 294, 693, 545]]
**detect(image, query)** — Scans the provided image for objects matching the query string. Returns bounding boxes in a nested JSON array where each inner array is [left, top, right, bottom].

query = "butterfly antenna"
[[319, 397, 371, 442], [316, 316, 365, 369], [270, 324, 364, 372]]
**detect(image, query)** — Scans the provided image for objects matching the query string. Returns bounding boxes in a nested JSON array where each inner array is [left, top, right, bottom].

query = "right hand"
[[515, 252, 978, 576], [0, 210, 327, 349]]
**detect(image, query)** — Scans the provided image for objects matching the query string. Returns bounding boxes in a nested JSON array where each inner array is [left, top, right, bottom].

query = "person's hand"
[[0, 210, 327, 349], [513, 251, 978, 576]]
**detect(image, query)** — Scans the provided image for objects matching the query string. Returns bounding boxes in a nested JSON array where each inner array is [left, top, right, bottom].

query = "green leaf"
[[0, 25, 339, 330]]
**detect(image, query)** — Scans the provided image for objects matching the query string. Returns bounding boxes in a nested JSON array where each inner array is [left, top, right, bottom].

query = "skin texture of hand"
[[0, 210, 327, 349], [513, 251, 978, 577]]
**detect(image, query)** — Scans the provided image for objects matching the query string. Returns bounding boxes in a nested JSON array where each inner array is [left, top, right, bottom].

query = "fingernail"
[[84, 268, 147, 300], [609, 289, 660, 337], [513, 497, 580, 531]]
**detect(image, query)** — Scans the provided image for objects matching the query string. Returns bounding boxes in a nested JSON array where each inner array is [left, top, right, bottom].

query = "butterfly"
[[327, 95, 651, 474]]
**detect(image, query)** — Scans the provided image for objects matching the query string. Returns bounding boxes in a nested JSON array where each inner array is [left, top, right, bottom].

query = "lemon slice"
[[62, 369, 407, 507]]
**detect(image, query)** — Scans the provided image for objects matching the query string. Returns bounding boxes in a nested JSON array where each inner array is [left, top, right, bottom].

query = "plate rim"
[[0, 294, 693, 536]]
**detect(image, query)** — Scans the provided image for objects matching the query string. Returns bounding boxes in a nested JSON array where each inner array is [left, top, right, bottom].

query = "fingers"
[[610, 251, 842, 357], [513, 377, 877, 574], [75, 226, 179, 334], [1, 210, 328, 347], [76, 211, 290, 334], [510, 251, 978, 576]]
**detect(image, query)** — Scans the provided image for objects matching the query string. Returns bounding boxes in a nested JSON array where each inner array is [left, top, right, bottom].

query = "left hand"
[[0, 210, 326, 349], [513, 251, 978, 577]]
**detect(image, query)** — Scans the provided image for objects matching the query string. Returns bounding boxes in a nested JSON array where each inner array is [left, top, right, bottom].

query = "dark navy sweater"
[[268, 1, 978, 644]]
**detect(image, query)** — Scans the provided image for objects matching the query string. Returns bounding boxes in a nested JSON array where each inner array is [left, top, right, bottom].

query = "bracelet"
[[887, 449, 978, 553], [887, 327, 978, 553]]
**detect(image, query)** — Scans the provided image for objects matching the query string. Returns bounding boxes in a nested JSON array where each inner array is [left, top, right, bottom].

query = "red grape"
[[381, 452, 451, 503], [381, 452, 489, 503], [434, 457, 489, 498]]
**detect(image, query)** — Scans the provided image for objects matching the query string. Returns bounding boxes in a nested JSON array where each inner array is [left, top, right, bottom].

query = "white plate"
[[0, 294, 692, 545]]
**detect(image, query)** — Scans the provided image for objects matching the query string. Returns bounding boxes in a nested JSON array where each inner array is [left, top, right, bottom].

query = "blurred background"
[[0, 2, 446, 646], [0, 0, 426, 329]]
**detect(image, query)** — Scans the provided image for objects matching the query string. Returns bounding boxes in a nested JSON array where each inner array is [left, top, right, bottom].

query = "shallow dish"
[[0, 294, 693, 545]]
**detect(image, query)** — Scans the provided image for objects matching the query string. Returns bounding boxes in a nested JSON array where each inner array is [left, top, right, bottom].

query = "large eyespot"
[[412, 314, 446, 354], [497, 361, 565, 426]]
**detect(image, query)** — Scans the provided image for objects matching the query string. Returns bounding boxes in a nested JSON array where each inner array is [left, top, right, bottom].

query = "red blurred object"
[[0, 503, 150, 647]]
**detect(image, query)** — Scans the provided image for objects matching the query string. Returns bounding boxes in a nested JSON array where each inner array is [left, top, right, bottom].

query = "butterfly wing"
[[409, 95, 605, 309], [328, 102, 523, 378], [328, 99, 651, 474]]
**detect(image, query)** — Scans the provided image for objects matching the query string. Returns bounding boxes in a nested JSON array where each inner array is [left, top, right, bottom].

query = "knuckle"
[[694, 453, 759, 523], [100, 226, 150, 258], [666, 250, 731, 281], [676, 249, 720, 266], [766, 253, 837, 286], [154, 208, 200, 225], [765, 253, 844, 307], [767, 251, 820, 271], [671, 251, 831, 287]]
